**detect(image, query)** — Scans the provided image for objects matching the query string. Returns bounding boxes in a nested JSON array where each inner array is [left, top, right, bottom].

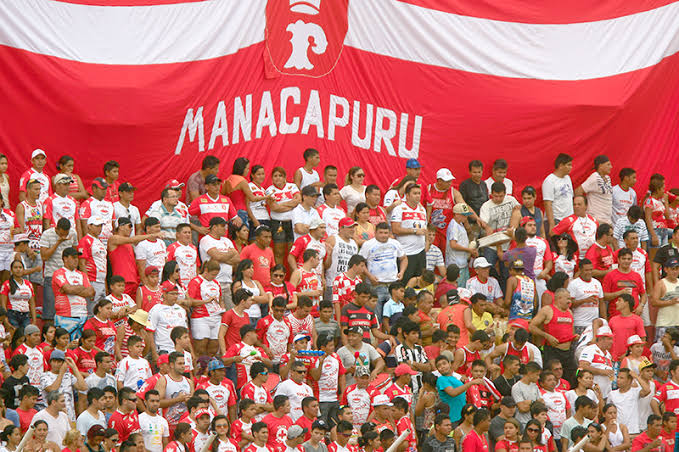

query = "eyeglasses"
[[260, 371, 269, 376], [215, 424, 228, 429], [294, 369, 307, 374], [356, 174, 365, 178]]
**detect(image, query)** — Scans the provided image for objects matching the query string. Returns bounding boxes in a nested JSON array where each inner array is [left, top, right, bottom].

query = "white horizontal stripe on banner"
[[0, 0, 678, 80]]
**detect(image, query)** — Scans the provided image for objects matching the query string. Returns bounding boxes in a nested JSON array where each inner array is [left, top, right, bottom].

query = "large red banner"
[[1, 0, 679, 211]]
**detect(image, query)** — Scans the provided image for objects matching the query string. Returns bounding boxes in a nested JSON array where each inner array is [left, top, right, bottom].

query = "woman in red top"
[[67, 329, 98, 375], [264, 265, 297, 311], [136, 267, 162, 312], [222, 157, 266, 228], [521, 420, 554, 452], [44, 327, 70, 361], [37, 324, 56, 353], [83, 299, 117, 356], [231, 224, 249, 254], [495, 418, 521, 452]]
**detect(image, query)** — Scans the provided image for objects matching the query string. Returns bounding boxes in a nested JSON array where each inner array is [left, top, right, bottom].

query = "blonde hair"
[[62, 430, 82, 449]]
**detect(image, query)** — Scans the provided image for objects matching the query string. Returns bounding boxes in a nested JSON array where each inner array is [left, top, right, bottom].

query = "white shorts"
[[191, 315, 221, 340], [0, 251, 12, 272]]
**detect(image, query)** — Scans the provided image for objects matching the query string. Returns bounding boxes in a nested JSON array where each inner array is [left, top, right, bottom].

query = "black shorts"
[[271, 219, 293, 243]]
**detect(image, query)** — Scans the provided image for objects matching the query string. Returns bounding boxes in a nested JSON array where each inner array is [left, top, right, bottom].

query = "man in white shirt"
[[32, 391, 71, 447], [479, 182, 520, 284], [359, 223, 407, 321], [135, 217, 167, 286], [607, 366, 650, 435], [391, 183, 427, 283], [139, 389, 170, 452], [114, 182, 142, 236], [317, 183, 346, 237], [542, 153, 574, 235], [484, 158, 514, 196], [576, 155, 613, 226], [579, 325, 614, 398], [291, 186, 321, 241], [274, 360, 313, 422], [445, 203, 477, 287], [76, 388, 107, 436], [611, 168, 638, 227], [199, 216, 240, 309], [147, 282, 189, 359], [567, 259, 604, 335]]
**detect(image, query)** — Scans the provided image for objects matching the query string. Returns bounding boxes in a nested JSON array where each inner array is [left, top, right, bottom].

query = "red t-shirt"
[[631, 432, 669, 452], [495, 440, 519, 452], [608, 313, 646, 361], [67, 346, 97, 374], [136, 373, 164, 400], [461, 429, 489, 452], [262, 413, 293, 452], [396, 415, 418, 451], [83, 316, 117, 356], [221, 310, 250, 351], [16, 407, 37, 432], [584, 243, 614, 272], [240, 244, 275, 287], [654, 380, 679, 416], [602, 269, 645, 317], [108, 409, 140, 442]]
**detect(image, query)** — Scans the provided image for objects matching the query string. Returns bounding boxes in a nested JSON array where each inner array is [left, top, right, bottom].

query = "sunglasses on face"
[[215, 424, 228, 429]]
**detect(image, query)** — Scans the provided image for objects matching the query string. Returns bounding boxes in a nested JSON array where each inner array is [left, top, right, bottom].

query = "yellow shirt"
[[472, 310, 493, 332]]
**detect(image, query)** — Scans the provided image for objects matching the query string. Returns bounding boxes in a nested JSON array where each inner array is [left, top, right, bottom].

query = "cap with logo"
[[406, 158, 421, 169], [88, 425, 106, 439], [12, 233, 30, 244], [208, 358, 226, 372], [205, 174, 222, 185], [436, 168, 455, 181], [161, 280, 178, 293], [293, 333, 311, 343], [519, 216, 536, 226], [510, 259, 525, 269], [344, 326, 363, 336], [665, 257, 679, 268], [195, 408, 211, 418], [165, 179, 185, 189], [87, 216, 106, 226], [50, 349, 66, 361], [355, 367, 370, 378], [639, 358, 657, 370], [157, 354, 170, 365], [452, 203, 472, 215], [116, 217, 132, 228], [339, 217, 356, 228], [311, 419, 329, 431], [91, 177, 109, 189], [24, 324, 40, 336], [54, 173, 73, 184]]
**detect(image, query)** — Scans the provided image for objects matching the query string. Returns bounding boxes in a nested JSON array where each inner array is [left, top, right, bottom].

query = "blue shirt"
[[437, 374, 465, 422], [382, 298, 404, 321]]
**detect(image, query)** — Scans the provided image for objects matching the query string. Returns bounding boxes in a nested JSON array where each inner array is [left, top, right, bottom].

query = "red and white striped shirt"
[[19, 168, 51, 203], [187, 275, 222, 319], [78, 234, 107, 283], [43, 193, 79, 230], [332, 272, 361, 307], [79, 197, 115, 243], [53, 267, 91, 317]]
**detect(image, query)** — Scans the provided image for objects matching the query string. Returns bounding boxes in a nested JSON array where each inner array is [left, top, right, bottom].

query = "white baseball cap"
[[31, 149, 46, 159], [87, 216, 106, 226], [373, 394, 393, 407], [473, 257, 492, 269], [436, 168, 455, 182], [596, 326, 613, 337]]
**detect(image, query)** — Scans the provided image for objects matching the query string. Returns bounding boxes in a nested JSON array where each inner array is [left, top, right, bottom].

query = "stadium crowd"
[[0, 148, 677, 451]]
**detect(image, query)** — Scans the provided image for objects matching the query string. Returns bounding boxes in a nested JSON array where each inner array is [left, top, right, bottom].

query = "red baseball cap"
[[165, 179, 185, 189], [339, 217, 356, 228], [161, 280, 178, 293], [394, 363, 417, 377], [144, 266, 159, 276], [508, 319, 529, 331], [157, 354, 169, 365], [194, 408, 210, 418], [519, 216, 535, 226]]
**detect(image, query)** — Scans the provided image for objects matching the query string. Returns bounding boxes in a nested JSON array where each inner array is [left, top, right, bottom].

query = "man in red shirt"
[[585, 223, 615, 280], [241, 225, 275, 287], [78, 217, 107, 313], [660, 412, 677, 451], [652, 360, 679, 417], [608, 294, 646, 362], [332, 255, 366, 321], [294, 397, 318, 441], [365, 185, 387, 227], [103, 160, 121, 203], [631, 414, 668, 451], [53, 247, 95, 339], [461, 408, 491, 451], [603, 248, 646, 318], [263, 395, 294, 452], [108, 387, 141, 442], [188, 174, 241, 231]]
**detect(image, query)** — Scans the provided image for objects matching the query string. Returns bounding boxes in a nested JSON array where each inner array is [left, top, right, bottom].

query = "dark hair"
[[173, 423, 192, 441], [19, 385, 39, 400], [490, 182, 506, 194], [618, 293, 635, 311], [273, 395, 289, 410], [303, 148, 319, 161], [297, 295, 313, 309], [375, 222, 390, 231], [56, 218, 71, 231], [162, 260, 179, 283], [357, 431, 378, 448], [118, 387, 135, 405], [404, 184, 420, 195], [94, 351, 111, 365], [87, 387, 105, 404], [513, 227, 527, 243], [253, 225, 271, 237], [547, 272, 570, 292], [514, 328, 529, 344], [202, 155, 220, 170], [302, 249, 319, 262], [109, 275, 125, 286], [575, 395, 595, 411], [322, 183, 338, 197], [56, 155, 74, 171], [472, 408, 490, 426], [554, 153, 573, 169], [93, 298, 112, 316], [232, 157, 250, 176], [348, 254, 366, 269], [233, 259, 254, 285], [103, 160, 120, 173], [233, 288, 253, 306], [530, 401, 548, 416], [336, 420, 353, 434], [523, 419, 544, 445], [596, 223, 613, 239], [0, 425, 19, 443], [251, 421, 268, 434], [9, 353, 27, 370], [647, 414, 662, 425], [446, 324, 460, 334], [579, 258, 593, 268], [366, 184, 380, 195], [470, 330, 490, 343], [521, 186, 537, 197], [250, 362, 267, 379], [7, 260, 25, 295], [469, 160, 483, 170], [492, 159, 508, 170]]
